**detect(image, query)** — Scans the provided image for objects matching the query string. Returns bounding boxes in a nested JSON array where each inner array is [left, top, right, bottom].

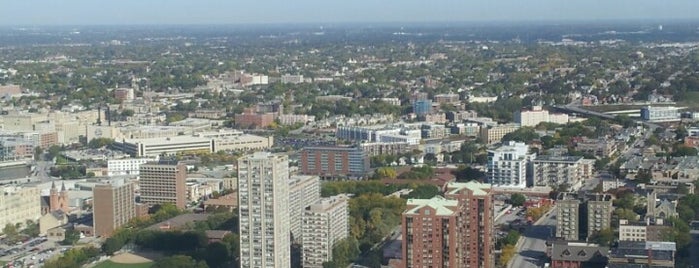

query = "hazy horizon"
[[1, 0, 699, 26]]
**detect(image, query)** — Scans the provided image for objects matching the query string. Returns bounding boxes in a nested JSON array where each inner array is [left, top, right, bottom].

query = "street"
[[509, 209, 556, 268]]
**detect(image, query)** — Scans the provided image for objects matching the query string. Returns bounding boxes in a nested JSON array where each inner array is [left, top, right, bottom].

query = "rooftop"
[[445, 180, 491, 196], [405, 196, 459, 216]]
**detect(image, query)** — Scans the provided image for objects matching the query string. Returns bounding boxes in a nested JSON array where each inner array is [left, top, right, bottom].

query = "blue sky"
[[1, 0, 698, 25]]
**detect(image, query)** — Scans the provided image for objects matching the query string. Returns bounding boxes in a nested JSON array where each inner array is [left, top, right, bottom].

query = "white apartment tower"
[[487, 141, 534, 188], [238, 152, 290, 268], [288, 175, 321, 243], [302, 195, 350, 268]]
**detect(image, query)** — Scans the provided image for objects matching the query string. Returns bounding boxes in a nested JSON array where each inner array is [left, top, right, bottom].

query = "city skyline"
[[1, 0, 699, 26]]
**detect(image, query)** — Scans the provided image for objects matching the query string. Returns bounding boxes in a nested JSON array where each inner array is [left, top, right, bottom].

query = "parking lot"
[[0, 237, 63, 268]]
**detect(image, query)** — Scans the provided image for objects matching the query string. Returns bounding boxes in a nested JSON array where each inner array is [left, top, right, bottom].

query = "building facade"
[[556, 193, 580, 241], [138, 161, 187, 209], [0, 186, 41, 228], [301, 195, 349, 268], [487, 141, 534, 188], [444, 181, 495, 268], [115, 136, 214, 157], [532, 156, 594, 189], [300, 146, 370, 179], [586, 194, 613, 239], [640, 106, 681, 122], [289, 175, 321, 243], [402, 196, 461, 268], [93, 179, 136, 237], [107, 157, 157, 176], [238, 152, 290, 268], [479, 124, 520, 144]]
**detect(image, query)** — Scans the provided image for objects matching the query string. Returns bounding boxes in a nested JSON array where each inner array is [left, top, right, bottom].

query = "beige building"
[[139, 161, 187, 209], [532, 156, 595, 189], [289, 175, 321, 243], [39, 211, 68, 236], [479, 124, 520, 144], [302, 195, 349, 268], [93, 179, 137, 237], [0, 186, 41, 228]]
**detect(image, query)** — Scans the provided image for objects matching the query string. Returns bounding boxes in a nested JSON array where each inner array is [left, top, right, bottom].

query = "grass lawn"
[[94, 260, 153, 268]]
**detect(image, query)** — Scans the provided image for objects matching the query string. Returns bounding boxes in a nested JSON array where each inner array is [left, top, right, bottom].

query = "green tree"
[[510, 193, 526, 207], [152, 255, 209, 268], [102, 237, 123, 255], [2, 223, 18, 243], [373, 167, 397, 180], [201, 242, 230, 268], [589, 228, 614, 246]]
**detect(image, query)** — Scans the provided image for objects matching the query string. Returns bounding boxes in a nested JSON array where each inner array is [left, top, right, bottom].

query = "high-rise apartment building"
[[301, 195, 349, 268], [401, 181, 494, 268], [300, 146, 370, 179], [402, 196, 461, 268], [487, 141, 534, 188], [514, 105, 569, 127], [444, 181, 495, 268], [238, 152, 290, 268], [586, 194, 613, 239], [556, 193, 580, 241], [138, 161, 187, 209], [93, 179, 136, 237], [288, 175, 321, 243]]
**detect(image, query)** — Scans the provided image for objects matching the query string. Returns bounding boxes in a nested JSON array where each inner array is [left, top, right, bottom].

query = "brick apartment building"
[[300, 146, 370, 179]]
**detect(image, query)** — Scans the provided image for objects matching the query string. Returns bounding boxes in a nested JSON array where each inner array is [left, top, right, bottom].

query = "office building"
[[289, 175, 321, 243], [444, 181, 495, 268], [608, 241, 675, 268], [238, 152, 290, 268], [301, 195, 349, 268], [640, 106, 681, 122], [486, 141, 534, 188], [300, 146, 370, 179], [115, 136, 214, 157], [402, 196, 461, 268], [532, 155, 594, 189], [586, 194, 613, 239], [556, 193, 581, 241], [0, 186, 41, 228], [93, 179, 136, 237], [139, 161, 187, 209]]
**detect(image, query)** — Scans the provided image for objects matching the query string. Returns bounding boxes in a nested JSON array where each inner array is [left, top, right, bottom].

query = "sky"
[[1, 0, 699, 26]]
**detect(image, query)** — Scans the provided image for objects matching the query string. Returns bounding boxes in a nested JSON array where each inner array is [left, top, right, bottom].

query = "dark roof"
[[550, 242, 608, 263], [610, 241, 675, 261], [146, 213, 209, 231], [205, 230, 231, 239]]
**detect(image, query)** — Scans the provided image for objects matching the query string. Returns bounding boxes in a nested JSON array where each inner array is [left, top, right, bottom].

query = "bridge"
[[552, 105, 661, 129]]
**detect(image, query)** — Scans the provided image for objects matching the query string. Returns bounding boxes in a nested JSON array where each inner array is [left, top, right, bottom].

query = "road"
[[509, 208, 556, 268]]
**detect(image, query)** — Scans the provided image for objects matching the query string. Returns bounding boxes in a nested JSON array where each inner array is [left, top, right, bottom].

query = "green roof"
[[405, 196, 459, 216], [445, 180, 491, 196]]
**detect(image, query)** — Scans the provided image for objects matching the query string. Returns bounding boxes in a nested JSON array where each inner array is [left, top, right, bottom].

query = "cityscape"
[[1, 2, 699, 268]]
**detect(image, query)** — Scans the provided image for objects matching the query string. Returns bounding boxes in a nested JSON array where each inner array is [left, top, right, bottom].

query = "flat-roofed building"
[[289, 175, 321, 243], [0, 186, 40, 228], [300, 146, 370, 179], [115, 136, 214, 157], [139, 161, 187, 209], [301, 195, 349, 268], [402, 196, 461, 268], [93, 179, 136, 237]]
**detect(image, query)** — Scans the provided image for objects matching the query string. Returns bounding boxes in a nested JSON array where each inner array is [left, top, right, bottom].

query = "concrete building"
[[300, 146, 370, 179], [608, 241, 675, 268], [487, 141, 534, 188], [479, 124, 520, 144], [402, 196, 461, 268], [640, 106, 681, 122], [238, 152, 290, 268], [586, 194, 613, 239], [301, 195, 349, 268], [115, 136, 214, 157], [288, 175, 321, 243], [514, 105, 569, 127], [0, 186, 41, 228], [93, 179, 136, 237], [38, 211, 68, 236], [139, 161, 187, 209], [281, 74, 304, 84], [195, 132, 273, 152], [412, 99, 432, 116], [556, 193, 580, 241], [444, 181, 495, 268], [532, 155, 594, 189]]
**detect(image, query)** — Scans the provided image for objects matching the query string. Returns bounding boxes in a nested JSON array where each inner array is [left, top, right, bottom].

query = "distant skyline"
[[1, 0, 699, 26]]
